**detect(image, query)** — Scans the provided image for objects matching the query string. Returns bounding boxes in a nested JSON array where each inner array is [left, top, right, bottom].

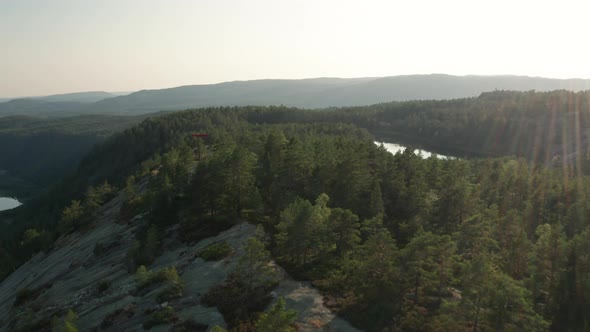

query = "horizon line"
[[3, 73, 590, 100]]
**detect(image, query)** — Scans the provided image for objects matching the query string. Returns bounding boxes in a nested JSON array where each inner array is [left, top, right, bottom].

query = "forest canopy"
[[3, 91, 590, 330]]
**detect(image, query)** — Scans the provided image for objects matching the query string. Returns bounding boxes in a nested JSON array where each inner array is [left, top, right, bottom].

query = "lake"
[[0, 197, 21, 211], [376, 141, 451, 159]]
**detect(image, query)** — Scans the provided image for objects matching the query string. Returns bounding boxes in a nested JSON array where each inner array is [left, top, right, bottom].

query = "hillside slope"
[[0, 184, 357, 331]]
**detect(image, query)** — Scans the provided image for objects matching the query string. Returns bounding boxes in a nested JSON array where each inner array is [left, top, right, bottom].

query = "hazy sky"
[[2, 0, 590, 98]]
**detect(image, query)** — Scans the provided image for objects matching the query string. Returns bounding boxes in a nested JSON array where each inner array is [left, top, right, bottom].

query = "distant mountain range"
[[0, 91, 126, 117], [3, 74, 590, 117]]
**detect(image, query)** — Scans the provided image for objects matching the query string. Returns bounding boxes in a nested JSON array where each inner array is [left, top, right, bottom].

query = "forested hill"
[[0, 91, 120, 117], [6, 89, 590, 199], [329, 89, 590, 166], [3, 75, 590, 117], [0, 114, 147, 189], [30, 91, 117, 103], [4, 106, 590, 331], [83, 74, 590, 115]]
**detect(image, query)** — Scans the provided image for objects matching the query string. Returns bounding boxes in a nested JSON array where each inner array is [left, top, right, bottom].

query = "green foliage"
[[528, 223, 567, 319], [12, 283, 52, 309], [135, 265, 184, 303], [8, 102, 590, 331], [190, 144, 262, 219], [169, 319, 209, 332], [126, 224, 162, 269], [13, 287, 34, 307], [58, 182, 114, 233], [59, 200, 83, 233], [135, 265, 151, 286], [198, 241, 233, 261], [143, 306, 178, 329], [135, 265, 182, 292], [51, 309, 78, 332], [275, 197, 316, 266], [21, 229, 41, 244], [19, 228, 50, 257], [255, 297, 297, 332], [156, 281, 185, 303], [329, 207, 361, 256], [349, 229, 400, 329], [203, 237, 279, 328], [143, 224, 161, 263], [237, 238, 278, 290], [276, 195, 334, 268]]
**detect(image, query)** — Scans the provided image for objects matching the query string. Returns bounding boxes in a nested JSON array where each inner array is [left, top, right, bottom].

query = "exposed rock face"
[[0, 190, 358, 331], [274, 277, 359, 332]]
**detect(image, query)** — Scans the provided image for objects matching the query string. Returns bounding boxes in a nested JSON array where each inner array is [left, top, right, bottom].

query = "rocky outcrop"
[[0, 189, 358, 331]]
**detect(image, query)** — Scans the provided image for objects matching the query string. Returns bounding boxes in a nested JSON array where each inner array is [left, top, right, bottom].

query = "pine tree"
[[329, 207, 361, 256], [255, 297, 297, 332], [236, 238, 277, 290]]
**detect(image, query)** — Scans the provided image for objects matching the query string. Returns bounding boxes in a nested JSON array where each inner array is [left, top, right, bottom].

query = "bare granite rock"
[[0, 189, 359, 331]]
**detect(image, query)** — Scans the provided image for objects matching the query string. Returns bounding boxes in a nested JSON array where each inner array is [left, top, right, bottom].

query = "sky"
[[2, 0, 590, 98]]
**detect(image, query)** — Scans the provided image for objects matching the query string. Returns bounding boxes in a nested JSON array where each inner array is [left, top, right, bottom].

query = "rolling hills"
[[3, 74, 590, 117]]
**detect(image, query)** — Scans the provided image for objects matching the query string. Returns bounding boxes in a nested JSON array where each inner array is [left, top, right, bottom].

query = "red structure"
[[191, 133, 209, 138]]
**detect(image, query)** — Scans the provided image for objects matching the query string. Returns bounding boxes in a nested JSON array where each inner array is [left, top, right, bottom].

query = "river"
[[376, 141, 451, 159], [0, 197, 21, 211]]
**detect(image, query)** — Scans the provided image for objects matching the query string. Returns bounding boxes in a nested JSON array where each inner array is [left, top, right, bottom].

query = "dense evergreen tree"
[[255, 297, 297, 332], [6, 102, 590, 331]]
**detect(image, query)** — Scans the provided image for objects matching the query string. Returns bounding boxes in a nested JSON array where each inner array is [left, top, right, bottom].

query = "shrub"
[[126, 224, 161, 269], [135, 265, 184, 301], [143, 306, 178, 329], [170, 319, 208, 332], [97, 279, 111, 293], [13, 283, 52, 307], [209, 326, 228, 332], [179, 215, 233, 244], [156, 282, 184, 303], [135, 265, 153, 287], [14, 288, 34, 307], [100, 304, 136, 329], [51, 309, 78, 332], [202, 276, 277, 328], [198, 241, 233, 261], [255, 297, 297, 332]]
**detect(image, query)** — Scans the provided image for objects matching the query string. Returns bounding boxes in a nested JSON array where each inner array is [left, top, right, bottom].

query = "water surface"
[[0, 197, 21, 211], [376, 141, 451, 159]]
